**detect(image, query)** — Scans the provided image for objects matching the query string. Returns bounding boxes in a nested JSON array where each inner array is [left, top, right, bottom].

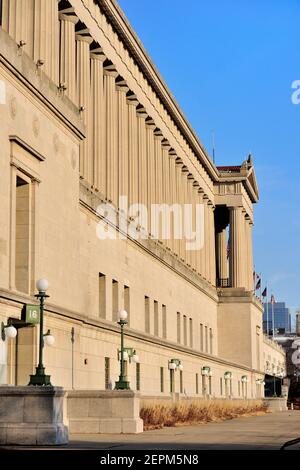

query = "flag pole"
[[272, 294, 275, 340], [260, 273, 262, 302], [266, 287, 269, 336]]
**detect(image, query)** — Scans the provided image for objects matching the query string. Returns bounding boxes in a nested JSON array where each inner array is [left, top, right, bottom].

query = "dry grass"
[[140, 399, 269, 430]]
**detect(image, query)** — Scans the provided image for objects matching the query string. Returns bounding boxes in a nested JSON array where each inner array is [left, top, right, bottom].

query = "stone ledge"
[[0, 423, 68, 445]]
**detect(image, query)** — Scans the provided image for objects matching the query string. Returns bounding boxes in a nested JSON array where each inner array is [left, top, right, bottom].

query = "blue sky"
[[118, 0, 300, 325]]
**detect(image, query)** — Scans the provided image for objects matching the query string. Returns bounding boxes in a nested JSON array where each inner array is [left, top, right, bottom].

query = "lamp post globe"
[[44, 333, 55, 347], [5, 325, 17, 339], [118, 309, 128, 322], [132, 354, 139, 364], [36, 278, 49, 293]]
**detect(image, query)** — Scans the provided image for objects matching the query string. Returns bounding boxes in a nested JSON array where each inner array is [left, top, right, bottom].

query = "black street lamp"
[[115, 309, 130, 390], [29, 278, 51, 386]]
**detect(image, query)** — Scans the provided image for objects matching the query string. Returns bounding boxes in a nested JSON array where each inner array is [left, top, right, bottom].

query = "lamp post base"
[[115, 379, 131, 390], [29, 366, 51, 386]]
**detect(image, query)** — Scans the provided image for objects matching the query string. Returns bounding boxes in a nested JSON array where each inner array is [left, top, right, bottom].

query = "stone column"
[[116, 78, 129, 207], [187, 174, 196, 269], [229, 206, 244, 288], [203, 195, 210, 280], [162, 139, 171, 249], [76, 28, 93, 182], [175, 158, 185, 261], [169, 149, 179, 257], [146, 118, 156, 236], [154, 129, 164, 207], [182, 167, 190, 266], [216, 228, 228, 282], [1, 0, 33, 52], [104, 64, 118, 205], [245, 215, 254, 290], [153, 129, 164, 241], [59, 10, 78, 103], [208, 201, 216, 285], [127, 93, 139, 206], [137, 106, 148, 217], [197, 189, 205, 278], [34, 0, 59, 83], [90, 45, 106, 192]]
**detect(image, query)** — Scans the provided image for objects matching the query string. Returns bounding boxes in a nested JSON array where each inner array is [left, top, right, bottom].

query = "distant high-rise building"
[[263, 302, 291, 334]]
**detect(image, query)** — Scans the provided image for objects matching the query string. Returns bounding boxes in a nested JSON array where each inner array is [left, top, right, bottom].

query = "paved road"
[[1, 411, 300, 450], [67, 411, 300, 450]]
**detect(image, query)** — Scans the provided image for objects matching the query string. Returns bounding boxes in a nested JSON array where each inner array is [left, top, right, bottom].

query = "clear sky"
[[118, 0, 300, 326]]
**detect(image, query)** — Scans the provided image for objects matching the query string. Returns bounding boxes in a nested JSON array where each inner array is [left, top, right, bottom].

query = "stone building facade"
[[0, 0, 285, 399]]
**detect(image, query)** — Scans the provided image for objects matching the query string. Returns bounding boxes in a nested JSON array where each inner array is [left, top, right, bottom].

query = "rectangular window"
[[208, 375, 212, 395], [196, 373, 199, 394], [183, 315, 187, 346], [162, 304, 167, 339], [230, 379, 233, 397], [200, 323, 203, 351], [154, 300, 159, 336], [15, 176, 30, 294], [209, 328, 213, 354], [105, 357, 110, 390], [238, 380, 241, 397], [145, 296, 150, 333], [99, 273, 106, 319], [136, 363, 140, 391], [180, 370, 183, 393], [205, 326, 208, 352], [220, 377, 223, 396], [112, 279, 118, 322], [189, 318, 193, 348], [124, 285, 130, 325], [177, 312, 181, 343], [160, 367, 164, 393], [256, 325, 260, 370]]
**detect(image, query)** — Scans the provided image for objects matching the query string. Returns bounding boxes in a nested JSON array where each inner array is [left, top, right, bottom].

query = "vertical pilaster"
[[203, 195, 210, 280], [59, 11, 78, 103]]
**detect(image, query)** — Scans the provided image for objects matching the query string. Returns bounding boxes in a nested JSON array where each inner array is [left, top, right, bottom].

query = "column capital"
[[154, 128, 164, 140], [90, 44, 106, 62], [116, 81, 129, 93], [136, 104, 148, 118], [168, 148, 177, 160], [162, 139, 171, 151], [126, 91, 139, 106], [59, 9, 79, 24], [75, 28, 93, 44], [104, 63, 118, 78], [145, 117, 156, 129]]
